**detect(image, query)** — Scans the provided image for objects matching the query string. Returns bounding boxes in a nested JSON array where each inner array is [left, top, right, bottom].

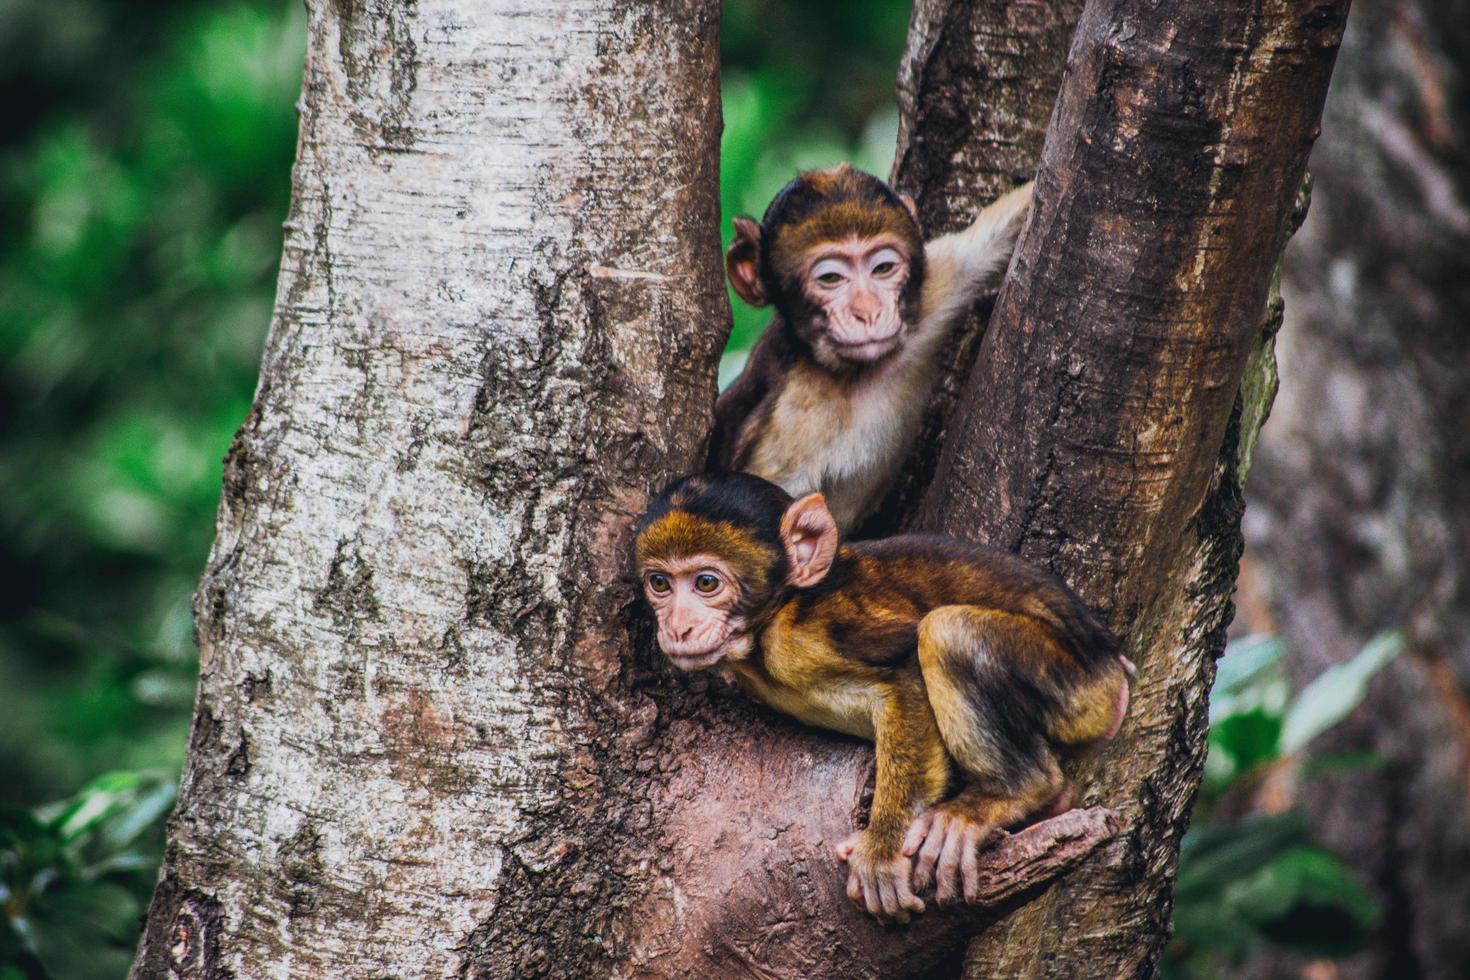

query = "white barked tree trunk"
[[132, 0, 730, 974]]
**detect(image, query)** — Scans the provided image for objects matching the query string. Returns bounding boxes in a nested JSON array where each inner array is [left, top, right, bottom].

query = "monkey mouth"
[[663, 648, 727, 671], [830, 331, 902, 363], [659, 629, 741, 670]]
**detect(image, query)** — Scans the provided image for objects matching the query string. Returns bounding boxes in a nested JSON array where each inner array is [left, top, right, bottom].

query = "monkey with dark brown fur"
[[711, 164, 1032, 533], [634, 472, 1131, 922]]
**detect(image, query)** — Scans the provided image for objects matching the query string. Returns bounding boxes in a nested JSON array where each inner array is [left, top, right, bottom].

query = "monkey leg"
[[908, 605, 1075, 903]]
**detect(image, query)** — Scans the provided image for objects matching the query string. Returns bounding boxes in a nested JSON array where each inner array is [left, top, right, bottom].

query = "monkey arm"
[[707, 325, 789, 470], [867, 681, 952, 846], [917, 181, 1034, 339], [840, 679, 951, 921]]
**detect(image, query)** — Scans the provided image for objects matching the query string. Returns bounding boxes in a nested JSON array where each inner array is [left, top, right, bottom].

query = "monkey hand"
[[902, 804, 999, 906], [835, 830, 925, 923]]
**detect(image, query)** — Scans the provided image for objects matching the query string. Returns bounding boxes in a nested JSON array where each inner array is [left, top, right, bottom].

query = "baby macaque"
[[710, 164, 1033, 532], [634, 472, 1131, 921]]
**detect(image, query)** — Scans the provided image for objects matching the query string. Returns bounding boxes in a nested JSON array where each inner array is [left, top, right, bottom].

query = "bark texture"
[[1243, 0, 1470, 975], [876, 0, 1083, 532], [894, 1, 1348, 975], [131, 0, 730, 975], [131, 2, 1119, 976]]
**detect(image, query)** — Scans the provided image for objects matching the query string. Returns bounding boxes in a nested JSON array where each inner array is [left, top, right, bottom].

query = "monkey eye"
[[872, 261, 897, 276], [646, 572, 671, 595], [815, 272, 843, 286], [693, 572, 722, 594]]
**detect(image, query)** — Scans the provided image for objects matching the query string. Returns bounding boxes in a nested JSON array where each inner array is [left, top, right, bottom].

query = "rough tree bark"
[[876, 0, 1083, 526], [894, 0, 1348, 975], [132, 0, 1350, 977], [132, 2, 1108, 977], [1243, 0, 1470, 976], [130, 0, 731, 975]]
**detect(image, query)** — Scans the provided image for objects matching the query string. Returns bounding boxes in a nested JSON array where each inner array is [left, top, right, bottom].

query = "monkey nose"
[[850, 292, 881, 324]]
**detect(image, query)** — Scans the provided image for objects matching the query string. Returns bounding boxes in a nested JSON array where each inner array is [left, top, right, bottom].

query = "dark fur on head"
[[635, 472, 795, 622], [757, 164, 926, 342]]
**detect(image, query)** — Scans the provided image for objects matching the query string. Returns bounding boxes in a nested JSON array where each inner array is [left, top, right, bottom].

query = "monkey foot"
[[835, 832, 925, 923], [901, 805, 999, 906]]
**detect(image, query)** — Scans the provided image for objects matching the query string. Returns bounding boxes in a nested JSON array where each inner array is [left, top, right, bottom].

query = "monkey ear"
[[899, 193, 919, 223], [781, 493, 839, 588], [726, 216, 768, 308]]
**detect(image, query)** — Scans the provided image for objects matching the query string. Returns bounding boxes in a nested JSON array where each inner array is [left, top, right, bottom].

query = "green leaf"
[[1175, 811, 1309, 902], [99, 778, 175, 852], [1280, 630, 1404, 754], [49, 771, 142, 841], [1209, 708, 1282, 772], [1213, 634, 1285, 698], [1209, 634, 1288, 725], [1233, 847, 1379, 957]]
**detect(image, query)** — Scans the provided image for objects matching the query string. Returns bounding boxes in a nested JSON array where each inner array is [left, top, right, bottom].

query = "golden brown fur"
[[633, 473, 1129, 920]]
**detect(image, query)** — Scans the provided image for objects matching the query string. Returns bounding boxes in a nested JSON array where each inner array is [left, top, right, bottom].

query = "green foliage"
[[1, 773, 175, 980], [0, 2, 302, 975], [0, 0, 303, 806], [720, 0, 910, 357], [1165, 631, 1403, 978]]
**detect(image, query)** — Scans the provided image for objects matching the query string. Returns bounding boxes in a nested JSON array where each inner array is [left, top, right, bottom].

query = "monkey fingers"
[[957, 822, 989, 903], [844, 847, 924, 923], [909, 809, 951, 892], [933, 823, 969, 906], [911, 808, 996, 905], [901, 808, 937, 859]]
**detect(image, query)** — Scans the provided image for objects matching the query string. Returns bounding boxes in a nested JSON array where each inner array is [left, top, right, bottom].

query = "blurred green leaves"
[[0, 1, 304, 817], [0, 10, 301, 971], [1, 773, 175, 980], [1166, 632, 1401, 978]]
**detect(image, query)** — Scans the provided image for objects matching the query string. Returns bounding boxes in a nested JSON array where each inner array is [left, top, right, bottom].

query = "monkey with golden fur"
[[712, 164, 1033, 533], [634, 472, 1132, 922]]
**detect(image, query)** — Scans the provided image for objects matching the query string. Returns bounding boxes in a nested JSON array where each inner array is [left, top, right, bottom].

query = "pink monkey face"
[[803, 235, 912, 365], [640, 554, 747, 670]]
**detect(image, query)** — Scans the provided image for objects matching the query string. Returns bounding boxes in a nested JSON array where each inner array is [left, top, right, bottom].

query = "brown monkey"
[[711, 164, 1033, 532], [634, 472, 1131, 922]]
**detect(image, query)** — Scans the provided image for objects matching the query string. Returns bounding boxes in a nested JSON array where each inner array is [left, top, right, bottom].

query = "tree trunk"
[[895, 0, 1347, 975], [130, 0, 730, 974], [133, 0, 1351, 976], [877, 0, 1084, 532], [1243, 0, 1470, 976]]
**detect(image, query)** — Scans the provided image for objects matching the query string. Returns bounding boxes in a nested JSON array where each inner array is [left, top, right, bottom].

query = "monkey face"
[[639, 553, 749, 669], [801, 234, 912, 366], [634, 474, 842, 673]]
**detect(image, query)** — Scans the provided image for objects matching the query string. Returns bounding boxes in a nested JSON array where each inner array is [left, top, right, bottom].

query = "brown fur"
[[634, 474, 1127, 918], [712, 171, 1033, 534]]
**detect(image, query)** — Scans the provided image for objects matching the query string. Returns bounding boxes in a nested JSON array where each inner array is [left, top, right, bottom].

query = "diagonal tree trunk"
[[1244, 1, 1470, 975], [876, 0, 1084, 533], [898, 1, 1349, 975], [134, 0, 1350, 976]]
